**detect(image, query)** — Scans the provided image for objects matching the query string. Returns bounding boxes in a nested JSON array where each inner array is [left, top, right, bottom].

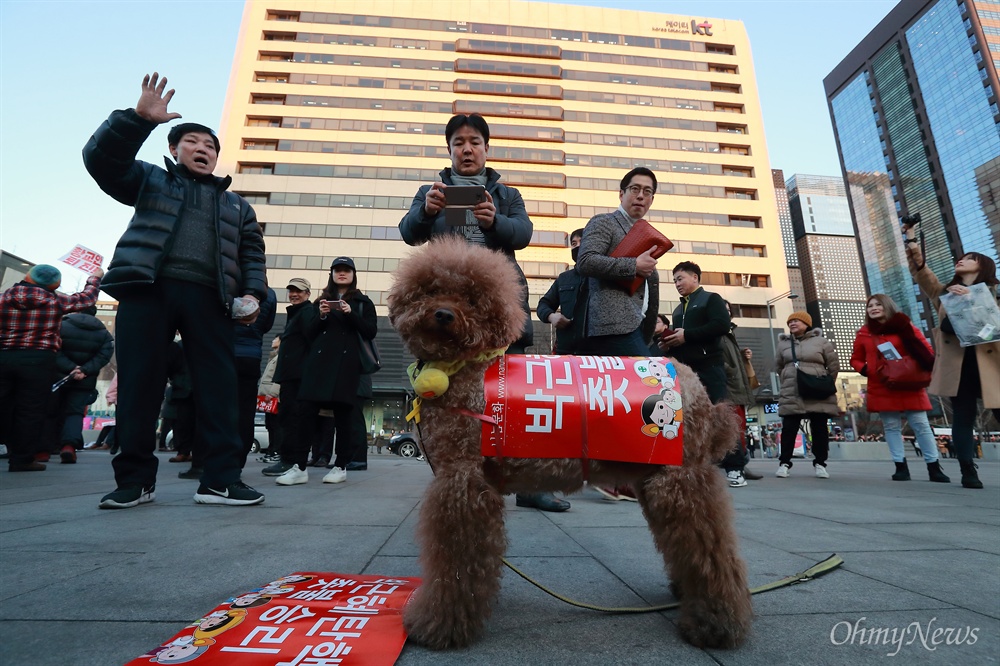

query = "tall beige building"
[[218, 0, 794, 417]]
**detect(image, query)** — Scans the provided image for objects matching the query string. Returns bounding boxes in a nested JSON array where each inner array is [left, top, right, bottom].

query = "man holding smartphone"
[[400, 115, 570, 512]]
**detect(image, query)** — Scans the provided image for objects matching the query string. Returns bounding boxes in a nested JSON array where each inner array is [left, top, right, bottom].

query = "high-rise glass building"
[[825, 0, 1000, 332], [218, 0, 793, 419], [785, 174, 868, 362], [771, 168, 807, 314]]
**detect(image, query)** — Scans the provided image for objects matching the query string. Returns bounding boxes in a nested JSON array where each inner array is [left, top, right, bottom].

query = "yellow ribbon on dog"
[[406, 347, 507, 424]]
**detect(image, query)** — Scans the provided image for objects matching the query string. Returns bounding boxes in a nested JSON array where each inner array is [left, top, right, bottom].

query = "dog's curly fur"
[[389, 237, 753, 650]]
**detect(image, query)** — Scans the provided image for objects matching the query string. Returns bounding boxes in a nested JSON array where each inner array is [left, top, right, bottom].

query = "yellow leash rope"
[[501, 553, 844, 613]]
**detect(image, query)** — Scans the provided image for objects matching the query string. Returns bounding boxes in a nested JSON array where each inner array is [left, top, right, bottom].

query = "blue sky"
[[0, 0, 896, 290]]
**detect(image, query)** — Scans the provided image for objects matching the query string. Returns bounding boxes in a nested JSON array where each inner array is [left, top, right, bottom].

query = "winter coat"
[[273, 300, 319, 384], [399, 167, 533, 348], [775, 328, 840, 417], [82, 109, 266, 313], [577, 209, 660, 341], [850, 312, 934, 413], [258, 349, 280, 398], [906, 243, 1000, 408], [666, 287, 728, 371], [54, 313, 114, 391], [721, 327, 755, 407], [536, 267, 586, 354], [234, 288, 277, 360], [299, 293, 378, 405]]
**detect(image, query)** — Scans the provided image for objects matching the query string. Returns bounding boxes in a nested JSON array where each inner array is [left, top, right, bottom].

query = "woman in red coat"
[[851, 294, 950, 482]]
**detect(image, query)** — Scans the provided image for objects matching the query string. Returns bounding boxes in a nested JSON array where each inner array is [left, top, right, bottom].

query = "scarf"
[[450, 169, 488, 187]]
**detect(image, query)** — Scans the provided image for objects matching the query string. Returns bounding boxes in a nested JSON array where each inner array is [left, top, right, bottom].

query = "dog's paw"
[[677, 597, 752, 649]]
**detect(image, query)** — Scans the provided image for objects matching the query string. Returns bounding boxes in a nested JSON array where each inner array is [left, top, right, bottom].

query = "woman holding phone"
[[273, 257, 377, 486], [850, 294, 949, 483], [904, 222, 1000, 489]]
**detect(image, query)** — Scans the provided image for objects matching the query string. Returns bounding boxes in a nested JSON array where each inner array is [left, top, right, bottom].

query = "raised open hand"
[[135, 72, 182, 124]]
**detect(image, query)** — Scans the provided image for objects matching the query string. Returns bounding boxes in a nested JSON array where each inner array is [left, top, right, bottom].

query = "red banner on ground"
[[481, 355, 684, 465], [126, 573, 419, 665]]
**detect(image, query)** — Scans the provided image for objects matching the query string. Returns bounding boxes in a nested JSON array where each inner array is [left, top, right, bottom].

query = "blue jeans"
[[579, 329, 647, 356], [880, 411, 938, 463]]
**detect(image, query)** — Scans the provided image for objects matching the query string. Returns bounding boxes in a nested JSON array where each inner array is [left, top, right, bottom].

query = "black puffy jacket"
[[82, 109, 266, 313], [55, 314, 114, 391]]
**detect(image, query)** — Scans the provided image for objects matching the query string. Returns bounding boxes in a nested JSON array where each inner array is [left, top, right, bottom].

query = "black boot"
[[926, 461, 950, 483], [891, 460, 910, 481], [959, 460, 983, 489]]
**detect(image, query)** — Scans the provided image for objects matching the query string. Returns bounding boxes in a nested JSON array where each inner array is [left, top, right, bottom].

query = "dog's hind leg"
[[403, 466, 507, 649], [637, 467, 753, 648]]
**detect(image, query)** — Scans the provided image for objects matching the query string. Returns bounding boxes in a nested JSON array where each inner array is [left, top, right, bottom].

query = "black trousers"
[[172, 399, 197, 460], [351, 406, 368, 464], [112, 280, 243, 489], [950, 348, 1000, 462], [236, 356, 262, 468], [43, 385, 98, 451], [779, 414, 829, 467], [278, 379, 316, 464], [287, 401, 355, 469], [0, 350, 56, 466]]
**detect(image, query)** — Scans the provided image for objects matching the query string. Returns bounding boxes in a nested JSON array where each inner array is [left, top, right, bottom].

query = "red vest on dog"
[[481, 355, 684, 465]]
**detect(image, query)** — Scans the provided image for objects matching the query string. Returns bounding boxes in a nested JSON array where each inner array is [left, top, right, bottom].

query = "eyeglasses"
[[626, 185, 655, 197]]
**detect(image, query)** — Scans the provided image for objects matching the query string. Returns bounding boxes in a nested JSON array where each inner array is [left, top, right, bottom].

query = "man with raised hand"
[[84, 73, 267, 509]]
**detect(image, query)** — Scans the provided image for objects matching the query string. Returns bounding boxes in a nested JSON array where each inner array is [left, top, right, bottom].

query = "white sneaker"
[[815, 465, 830, 479], [776, 464, 790, 478], [276, 465, 308, 486], [323, 467, 347, 484], [727, 470, 747, 488]]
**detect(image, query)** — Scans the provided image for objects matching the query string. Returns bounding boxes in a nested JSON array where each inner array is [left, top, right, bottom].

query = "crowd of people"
[[2, 72, 997, 511]]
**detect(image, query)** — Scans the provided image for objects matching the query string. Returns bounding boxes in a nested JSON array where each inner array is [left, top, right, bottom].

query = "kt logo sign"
[[691, 20, 713, 36]]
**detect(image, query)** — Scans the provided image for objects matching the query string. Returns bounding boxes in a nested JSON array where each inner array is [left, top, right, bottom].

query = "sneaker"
[[323, 467, 347, 484], [814, 464, 830, 479], [100, 485, 155, 509], [776, 464, 790, 478], [727, 470, 747, 488], [262, 461, 294, 477], [193, 481, 264, 506], [616, 486, 639, 502], [34, 452, 51, 463], [60, 446, 77, 464], [743, 467, 763, 480], [594, 486, 622, 501], [276, 465, 308, 486]]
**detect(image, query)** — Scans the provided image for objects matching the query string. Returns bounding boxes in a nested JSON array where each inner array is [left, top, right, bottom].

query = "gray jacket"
[[576, 210, 659, 340]]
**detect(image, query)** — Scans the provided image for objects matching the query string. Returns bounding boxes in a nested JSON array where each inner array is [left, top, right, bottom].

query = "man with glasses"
[[576, 167, 661, 355]]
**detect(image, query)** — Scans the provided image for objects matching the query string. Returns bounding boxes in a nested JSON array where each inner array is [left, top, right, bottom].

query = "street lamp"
[[766, 291, 798, 394]]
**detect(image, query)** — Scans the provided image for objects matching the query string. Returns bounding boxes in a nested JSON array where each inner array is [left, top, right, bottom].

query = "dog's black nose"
[[434, 309, 455, 325]]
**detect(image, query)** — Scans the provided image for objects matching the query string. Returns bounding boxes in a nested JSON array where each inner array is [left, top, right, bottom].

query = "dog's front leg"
[[404, 465, 507, 649]]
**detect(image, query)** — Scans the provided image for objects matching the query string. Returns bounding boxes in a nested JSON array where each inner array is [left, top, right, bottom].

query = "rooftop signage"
[[652, 19, 713, 37]]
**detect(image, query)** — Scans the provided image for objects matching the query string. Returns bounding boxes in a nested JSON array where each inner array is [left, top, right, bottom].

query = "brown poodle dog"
[[388, 236, 752, 650]]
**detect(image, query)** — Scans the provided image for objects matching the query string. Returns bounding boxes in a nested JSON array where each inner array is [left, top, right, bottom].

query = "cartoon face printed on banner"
[[145, 635, 209, 664], [230, 592, 273, 609], [634, 358, 676, 389], [191, 609, 246, 645], [269, 575, 313, 586], [256, 584, 294, 596], [640, 386, 683, 439]]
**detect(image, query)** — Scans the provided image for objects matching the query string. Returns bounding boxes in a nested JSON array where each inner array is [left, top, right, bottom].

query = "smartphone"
[[444, 185, 486, 207], [444, 185, 486, 226]]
